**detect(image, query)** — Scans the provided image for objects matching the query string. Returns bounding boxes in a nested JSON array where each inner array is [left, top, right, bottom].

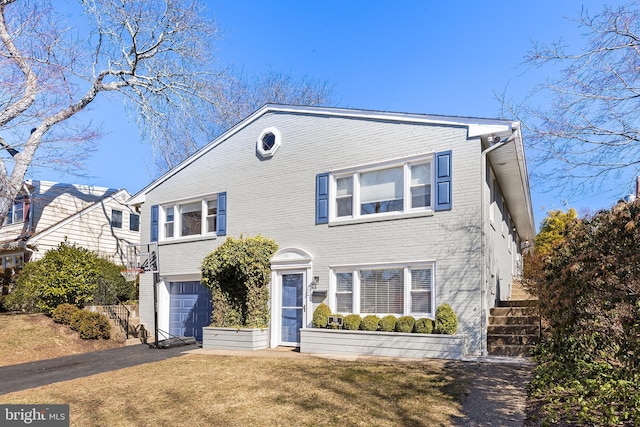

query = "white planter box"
[[300, 328, 468, 360], [202, 327, 270, 351]]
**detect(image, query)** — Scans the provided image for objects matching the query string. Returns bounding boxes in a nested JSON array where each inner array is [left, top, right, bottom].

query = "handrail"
[[95, 278, 131, 339]]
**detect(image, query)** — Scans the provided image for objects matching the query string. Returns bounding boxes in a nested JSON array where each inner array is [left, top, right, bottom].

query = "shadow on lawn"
[[270, 359, 473, 427]]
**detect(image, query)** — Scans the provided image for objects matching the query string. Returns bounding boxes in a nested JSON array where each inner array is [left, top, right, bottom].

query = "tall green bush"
[[6, 242, 100, 314], [201, 235, 278, 328], [434, 304, 458, 334], [94, 258, 138, 303], [313, 303, 331, 328]]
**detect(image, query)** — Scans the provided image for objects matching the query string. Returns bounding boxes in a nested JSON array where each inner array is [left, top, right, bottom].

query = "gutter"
[[480, 127, 518, 356]]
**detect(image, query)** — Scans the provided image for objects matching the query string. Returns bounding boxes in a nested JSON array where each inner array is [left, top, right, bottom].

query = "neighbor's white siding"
[[139, 112, 488, 354]]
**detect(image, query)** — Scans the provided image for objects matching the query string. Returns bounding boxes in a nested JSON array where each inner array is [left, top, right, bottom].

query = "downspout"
[[480, 128, 517, 356]]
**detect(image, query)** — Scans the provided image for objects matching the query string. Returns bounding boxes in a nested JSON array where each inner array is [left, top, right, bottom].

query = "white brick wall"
[[137, 111, 520, 355]]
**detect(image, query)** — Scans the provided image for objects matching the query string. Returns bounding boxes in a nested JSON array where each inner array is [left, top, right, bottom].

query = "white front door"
[[279, 271, 305, 346]]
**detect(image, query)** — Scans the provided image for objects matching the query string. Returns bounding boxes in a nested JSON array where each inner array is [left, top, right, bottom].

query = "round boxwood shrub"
[[360, 315, 380, 331], [70, 310, 111, 339], [395, 315, 416, 333], [328, 314, 344, 329], [343, 314, 362, 330], [378, 315, 397, 332], [313, 303, 332, 328], [52, 303, 80, 325], [435, 303, 458, 334], [413, 317, 434, 334]]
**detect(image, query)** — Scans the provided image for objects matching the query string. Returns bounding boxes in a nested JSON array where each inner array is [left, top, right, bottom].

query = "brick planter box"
[[300, 328, 468, 360], [202, 327, 270, 350]]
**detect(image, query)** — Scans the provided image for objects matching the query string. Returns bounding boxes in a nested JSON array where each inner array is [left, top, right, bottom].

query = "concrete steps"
[[87, 305, 142, 342], [487, 299, 540, 357]]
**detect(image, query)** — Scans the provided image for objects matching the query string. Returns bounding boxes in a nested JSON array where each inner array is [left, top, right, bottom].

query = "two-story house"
[[129, 104, 535, 355], [0, 180, 140, 269]]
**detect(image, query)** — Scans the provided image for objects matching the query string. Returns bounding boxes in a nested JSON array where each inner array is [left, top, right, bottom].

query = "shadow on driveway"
[[0, 344, 192, 395]]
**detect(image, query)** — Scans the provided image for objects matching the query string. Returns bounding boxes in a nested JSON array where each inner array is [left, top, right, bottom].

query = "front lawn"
[[1, 354, 470, 426]]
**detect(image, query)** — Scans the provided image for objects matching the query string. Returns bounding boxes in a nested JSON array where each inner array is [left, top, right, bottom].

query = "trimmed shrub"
[[70, 310, 111, 339], [378, 315, 397, 332], [201, 235, 278, 328], [52, 303, 80, 325], [395, 315, 416, 333], [313, 303, 331, 328], [413, 317, 434, 334], [343, 314, 362, 330], [435, 304, 458, 334], [328, 314, 344, 329], [360, 315, 380, 331]]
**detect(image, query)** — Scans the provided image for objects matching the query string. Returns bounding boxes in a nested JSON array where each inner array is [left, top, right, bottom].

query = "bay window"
[[332, 262, 435, 317]]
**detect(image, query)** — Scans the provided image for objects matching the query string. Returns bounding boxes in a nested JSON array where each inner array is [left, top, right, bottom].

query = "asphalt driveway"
[[0, 344, 190, 395]]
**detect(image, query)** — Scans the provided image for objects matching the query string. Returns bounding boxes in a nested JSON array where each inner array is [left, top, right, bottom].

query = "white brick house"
[[129, 104, 535, 354]]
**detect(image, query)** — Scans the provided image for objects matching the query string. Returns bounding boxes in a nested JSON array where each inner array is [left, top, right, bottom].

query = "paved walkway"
[[0, 344, 534, 426]]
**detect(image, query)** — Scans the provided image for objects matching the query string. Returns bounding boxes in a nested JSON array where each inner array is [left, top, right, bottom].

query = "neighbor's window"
[[333, 263, 434, 317], [333, 157, 433, 220], [3, 199, 26, 225], [162, 196, 218, 240], [111, 209, 123, 228], [129, 213, 140, 232]]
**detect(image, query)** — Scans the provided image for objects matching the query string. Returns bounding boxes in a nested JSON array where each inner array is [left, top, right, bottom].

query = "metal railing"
[[94, 278, 131, 339]]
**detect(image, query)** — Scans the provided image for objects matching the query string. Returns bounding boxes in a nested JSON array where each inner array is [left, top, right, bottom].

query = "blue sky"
[[32, 1, 632, 227]]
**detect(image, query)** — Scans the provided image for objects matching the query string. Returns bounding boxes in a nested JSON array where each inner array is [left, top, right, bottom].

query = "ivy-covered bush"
[[395, 315, 416, 333], [360, 315, 380, 331], [70, 310, 111, 339], [413, 317, 434, 334], [343, 314, 362, 330], [378, 315, 397, 332], [52, 303, 80, 325], [313, 303, 331, 328], [201, 235, 278, 328], [526, 201, 640, 425], [5, 242, 99, 314], [435, 304, 458, 334]]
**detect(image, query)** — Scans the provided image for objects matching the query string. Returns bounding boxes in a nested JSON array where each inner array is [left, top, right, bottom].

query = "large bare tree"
[[0, 0, 220, 224], [150, 67, 335, 173], [503, 3, 640, 195]]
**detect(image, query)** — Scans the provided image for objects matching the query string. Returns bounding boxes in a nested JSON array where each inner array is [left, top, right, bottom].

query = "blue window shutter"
[[435, 150, 452, 211], [217, 192, 227, 236], [150, 205, 159, 242], [316, 173, 329, 224]]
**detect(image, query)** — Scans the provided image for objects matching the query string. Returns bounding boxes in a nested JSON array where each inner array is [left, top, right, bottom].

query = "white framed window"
[[161, 196, 217, 241], [111, 209, 123, 228], [331, 155, 433, 221], [331, 262, 435, 317], [256, 127, 281, 159], [3, 199, 26, 225]]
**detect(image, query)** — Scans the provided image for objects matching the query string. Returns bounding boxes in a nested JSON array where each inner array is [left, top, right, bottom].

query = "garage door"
[[169, 281, 212, 341]]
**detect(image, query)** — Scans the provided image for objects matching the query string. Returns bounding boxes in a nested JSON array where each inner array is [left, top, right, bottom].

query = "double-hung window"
[[3, 199, 26, 225], [332, 156, 433, 221], [111, 210, 123, 228], [332, 262, 435, 317], [162, 196, 218, 240]]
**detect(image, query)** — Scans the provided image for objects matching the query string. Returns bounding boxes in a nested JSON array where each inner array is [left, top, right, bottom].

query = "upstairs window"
[[3, 199, 26, 225], [162, 195, 219, 240], [111, 210, 123, 228], [332, 157, 433, 221], [256, 127, 281, 159]]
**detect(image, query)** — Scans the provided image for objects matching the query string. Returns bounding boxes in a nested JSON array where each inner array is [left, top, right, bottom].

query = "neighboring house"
[[129, 104, 535, 354], [0, 180, 140, 268]]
